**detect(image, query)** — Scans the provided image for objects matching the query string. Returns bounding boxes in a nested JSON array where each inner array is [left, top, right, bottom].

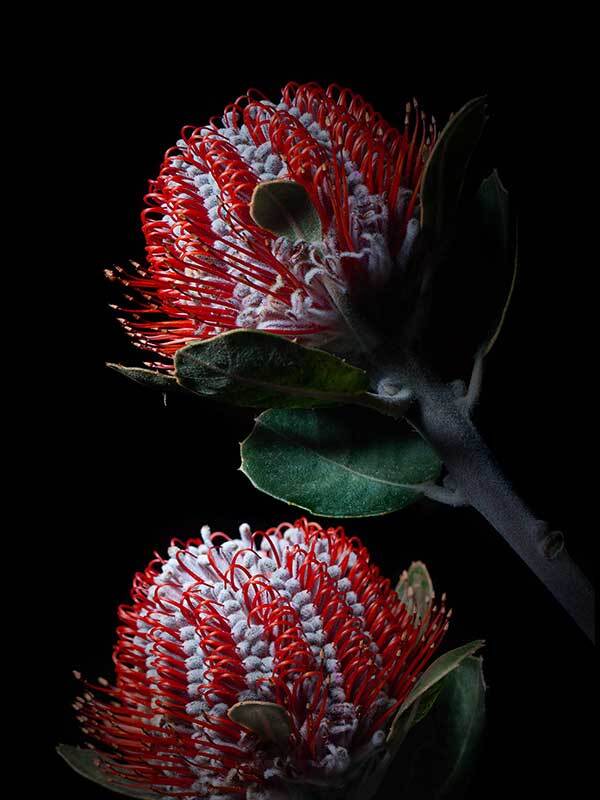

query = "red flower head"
[[112, 83, 436, 366], [71, 518, 449, 799]]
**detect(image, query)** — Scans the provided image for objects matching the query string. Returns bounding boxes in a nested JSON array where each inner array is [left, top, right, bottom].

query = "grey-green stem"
[[375, 358, 595, 643]]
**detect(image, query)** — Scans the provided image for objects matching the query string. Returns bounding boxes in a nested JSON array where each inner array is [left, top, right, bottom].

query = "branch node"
[[378, 379, 406, 397], [542, 530, 565, 560], [464, 347, 485, 412], [419, 482, 468, 507]]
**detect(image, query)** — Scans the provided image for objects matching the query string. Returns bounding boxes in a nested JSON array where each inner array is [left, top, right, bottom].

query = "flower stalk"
[[374, 355, 595, 642]]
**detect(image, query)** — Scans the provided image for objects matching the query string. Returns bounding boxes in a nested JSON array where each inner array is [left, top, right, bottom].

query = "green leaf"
[[386, 640, 484, 752], [421, 97, 488, 239], [240, 406, 442, 517], [174, 330, 368, 408], [227, 701, 292, 745], [57, 745, 161, 799], [395, 561, 435, 621], [411, 679, 446, 726], [476, 170, 509, 256], [475, 170, 517, 356], [107, 364, 179, 391], [250, 179, 322, 243], [382, 657, 486, 799], [386, 683, 445, 759], [398, 640, 485, 719]]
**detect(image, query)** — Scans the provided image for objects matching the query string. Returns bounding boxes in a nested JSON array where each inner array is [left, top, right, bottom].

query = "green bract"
[[250, 179, 323, 243], [379, 656, 486, 799], [474, 170, 517, 355], [420, 96, 488, 240], [395, 561, 436, 621], [57, 745, 161, 799], [227, 701, 293, 746]]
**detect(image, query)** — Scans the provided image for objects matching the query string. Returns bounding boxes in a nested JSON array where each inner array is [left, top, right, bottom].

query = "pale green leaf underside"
[[107, 364, 179, 390], [175, 330, 369, 408], [57, 745, 161, 799]]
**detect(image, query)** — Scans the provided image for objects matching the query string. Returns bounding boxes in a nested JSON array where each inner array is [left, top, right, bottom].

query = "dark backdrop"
[[39, 42, 594, 800]]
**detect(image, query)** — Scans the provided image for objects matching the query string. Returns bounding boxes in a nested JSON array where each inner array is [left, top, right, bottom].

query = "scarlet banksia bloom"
[[72, 518, 449, 800], [111, 83, 436, 365]]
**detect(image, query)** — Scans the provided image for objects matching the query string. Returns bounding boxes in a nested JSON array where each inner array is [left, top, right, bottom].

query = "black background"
[[36, 34, 595, 800]]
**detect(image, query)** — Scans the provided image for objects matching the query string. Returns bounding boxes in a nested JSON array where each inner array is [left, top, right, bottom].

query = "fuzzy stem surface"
[[375, 358, 595, 642]]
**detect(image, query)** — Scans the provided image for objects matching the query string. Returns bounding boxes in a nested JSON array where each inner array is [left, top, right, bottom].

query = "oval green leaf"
[[386, 640, 484, 751], [381, 656, 486, 799], [250, 179, 322, 242], [421, 96, 488, 239], [57, 744, 161, 799], [398, 639, 485, 720], [175, 330, 369, 408], [240, 406, 442, 517]]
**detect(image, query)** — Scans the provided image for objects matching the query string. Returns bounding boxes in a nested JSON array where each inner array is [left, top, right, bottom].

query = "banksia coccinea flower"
[[111, 83, 436, 366], [70, 519, 450, 800]]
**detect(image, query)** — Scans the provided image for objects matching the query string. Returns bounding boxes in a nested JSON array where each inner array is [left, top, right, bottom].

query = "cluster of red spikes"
[[108, 83, 436, 366], [74, 519, 449, 798]]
